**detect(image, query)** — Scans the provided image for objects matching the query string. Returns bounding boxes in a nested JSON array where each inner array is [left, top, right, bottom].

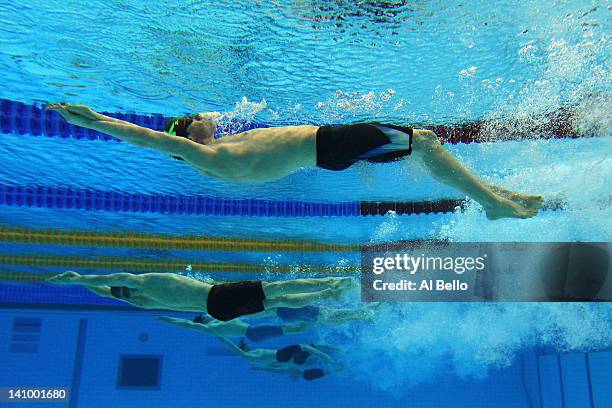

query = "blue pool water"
[[0, 1, 611, 407]]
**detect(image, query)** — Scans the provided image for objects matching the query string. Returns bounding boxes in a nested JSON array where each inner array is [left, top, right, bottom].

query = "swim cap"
[[165, 117, 194, 137]]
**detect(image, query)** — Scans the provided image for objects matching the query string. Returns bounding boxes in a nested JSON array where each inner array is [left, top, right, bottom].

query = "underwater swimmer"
[[158, 314, 313, 343], [47, 271, 353, 321], [47, 103, 543, 220], [217, 337, 339, 381], [157, 303, 379, 341]]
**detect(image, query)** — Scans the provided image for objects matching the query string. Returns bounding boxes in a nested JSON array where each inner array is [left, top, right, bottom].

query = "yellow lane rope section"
[[0, 269, 48, 283], [0, 254, 359, 275], [0, 226, 359, 253]]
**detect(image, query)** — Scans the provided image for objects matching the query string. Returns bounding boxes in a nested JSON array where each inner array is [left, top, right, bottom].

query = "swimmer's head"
[[165, 114, 216, 145]]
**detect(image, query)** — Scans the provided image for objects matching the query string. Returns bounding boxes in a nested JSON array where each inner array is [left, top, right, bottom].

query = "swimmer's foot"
[[488, 185, 544, 210], [366, 302, 383, 312], [484, 196, 539, 220], [361, 302, 383, 320], [333, 277, 356, 291], [327, 288, 346, 302]]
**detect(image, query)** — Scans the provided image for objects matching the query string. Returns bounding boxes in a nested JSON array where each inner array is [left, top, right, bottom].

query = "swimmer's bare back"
[[190, 125, 318, 181]]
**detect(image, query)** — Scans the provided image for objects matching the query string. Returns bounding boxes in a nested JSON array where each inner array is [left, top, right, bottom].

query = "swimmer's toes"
[[518, 207, 539, 219], [485, 200, 538, 220], [521, 211, 535, 219]]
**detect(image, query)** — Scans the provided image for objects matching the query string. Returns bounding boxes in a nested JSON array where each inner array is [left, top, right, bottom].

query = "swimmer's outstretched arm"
[[47, 103, 219, 164], [250, 365, 300, 376], [158, 316, 205, 330], [158, 316, 248, 338], [251, 364, 338, 379], [47, 103, 133, 125], [47, 271, 139, 287]]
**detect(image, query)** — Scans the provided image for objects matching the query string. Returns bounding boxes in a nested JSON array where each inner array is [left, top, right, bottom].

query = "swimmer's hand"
[[65, 104, 99, 120], [47, 270, 81, 284], [46, 103, 98, 127]]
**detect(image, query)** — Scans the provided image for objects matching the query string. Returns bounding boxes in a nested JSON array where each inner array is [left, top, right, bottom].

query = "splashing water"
[[332, 302, 611, 391], [315, 89, 409, 123], [315, 5, 611, 391], [370, 211, 401, 242], [203, 96, 269, 136], [335, 146, 611, 391]]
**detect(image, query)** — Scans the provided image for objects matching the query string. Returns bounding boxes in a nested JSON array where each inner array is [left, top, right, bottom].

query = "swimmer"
[[158, 315, 313, 343], [47, 103, 543, 220], [217, 337, 339, 381], [47, 271, 354, 321]]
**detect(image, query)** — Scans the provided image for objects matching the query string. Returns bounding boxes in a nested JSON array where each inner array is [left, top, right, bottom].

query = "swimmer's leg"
[[318, 303, 381, 325], [264, 288, 343, 309], [282, 321, 314, 334], [411, 130, 540, 220], [261, 277, 353, 298]]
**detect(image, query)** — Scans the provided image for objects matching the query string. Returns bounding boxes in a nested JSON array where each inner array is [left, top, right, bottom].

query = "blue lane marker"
[[0, 184, 362, 217]]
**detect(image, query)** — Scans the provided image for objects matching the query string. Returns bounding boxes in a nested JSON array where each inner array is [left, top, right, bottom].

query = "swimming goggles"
[[166, 117, 193, 137], [166, 119, 180, 136]]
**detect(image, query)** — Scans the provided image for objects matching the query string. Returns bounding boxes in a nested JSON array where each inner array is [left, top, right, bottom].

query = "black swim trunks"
[[206, 281, 266, 322], [316, 123, 413, 171], [110, 286, 131, 299], [276, 345, 311, 365]]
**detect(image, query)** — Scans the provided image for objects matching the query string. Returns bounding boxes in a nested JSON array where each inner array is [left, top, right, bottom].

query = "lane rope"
[[0, 184, 474, 216], [0, 254, 359, 275], [0, 226, 359, 252]]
